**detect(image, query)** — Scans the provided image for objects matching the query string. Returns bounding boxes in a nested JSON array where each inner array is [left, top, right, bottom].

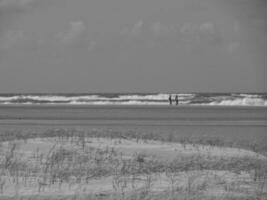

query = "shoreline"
[[0, 104, 266, 121], [0, 104, 266, 153], [0, 105, 266, 128], [0, 104, 267, 108]]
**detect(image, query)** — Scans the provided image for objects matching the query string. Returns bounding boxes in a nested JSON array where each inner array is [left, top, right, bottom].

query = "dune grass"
[[0, 128, 266, 200]]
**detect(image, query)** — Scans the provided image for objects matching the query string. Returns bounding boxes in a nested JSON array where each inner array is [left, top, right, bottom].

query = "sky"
[[0, 0, 266, 93]]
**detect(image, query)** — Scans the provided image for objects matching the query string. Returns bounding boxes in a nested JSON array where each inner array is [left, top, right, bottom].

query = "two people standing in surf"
[[169, 94, 179, 105]]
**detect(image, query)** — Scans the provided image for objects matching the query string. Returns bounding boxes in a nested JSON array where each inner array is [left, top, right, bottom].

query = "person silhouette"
[[175, 95, 179, 105], [168, 95, 172, 105]]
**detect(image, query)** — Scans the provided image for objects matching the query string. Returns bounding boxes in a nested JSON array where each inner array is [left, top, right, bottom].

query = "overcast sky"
[[0, 0, 266, 93]]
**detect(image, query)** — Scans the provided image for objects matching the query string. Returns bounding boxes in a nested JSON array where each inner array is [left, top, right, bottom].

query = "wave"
[[236, 94, 262, 98], [0, 93, 266, 106], [207, 97, 267, 106], [69, 100, 167, 105], [0, 93, 194, 102]]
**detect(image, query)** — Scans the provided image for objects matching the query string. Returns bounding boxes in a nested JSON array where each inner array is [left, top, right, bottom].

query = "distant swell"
[[0, 93, 266, 106]]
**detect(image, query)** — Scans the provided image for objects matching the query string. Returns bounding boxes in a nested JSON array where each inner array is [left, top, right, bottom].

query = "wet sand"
[[0, 105, 266, 146]]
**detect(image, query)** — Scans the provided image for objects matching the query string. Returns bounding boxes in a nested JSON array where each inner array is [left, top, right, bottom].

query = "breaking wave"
[[0, 93, 266, 106], [207, 97, 267, 106]]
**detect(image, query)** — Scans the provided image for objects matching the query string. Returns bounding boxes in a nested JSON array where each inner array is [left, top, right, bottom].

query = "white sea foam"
[[0, 96, 21, 101], [116, 94, 168, 100], [69, 100, 167, 105], [0, 93, 266, 106], [238, 94, 262, 98], [20, 95, 102, 101], [0, 93, 194, 102], [207, 97, 267, 106]]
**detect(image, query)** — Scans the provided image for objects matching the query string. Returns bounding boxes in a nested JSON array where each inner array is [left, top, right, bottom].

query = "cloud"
[[150, 22, 170, 35], [131, 20, 143, 35], [88, 40, 96, 51], [179, 23, 194, 34], [0, 0, 34, 8], [199, 22, 224, 45], [199, 23, 215, 35], [117, 20, 225, 50], [121, 19, 144, 36], [121, 20, 175, 38], [0, 0, 37, 39], [178, 22, 223, 45], [0, 30, 25, 48], [228, 42, 240, 53], [57, 21, 86, 43]]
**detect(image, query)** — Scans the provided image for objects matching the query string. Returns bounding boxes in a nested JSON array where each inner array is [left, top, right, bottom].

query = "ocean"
[[0, 93, 267, 106]]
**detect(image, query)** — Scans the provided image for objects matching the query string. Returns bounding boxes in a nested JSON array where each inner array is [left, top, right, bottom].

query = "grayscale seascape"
[[0, 0, 267, 199]]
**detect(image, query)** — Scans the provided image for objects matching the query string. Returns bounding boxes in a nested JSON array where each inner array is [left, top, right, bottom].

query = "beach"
[[0, 105, 266, 199], [0, 105, 266, 145]]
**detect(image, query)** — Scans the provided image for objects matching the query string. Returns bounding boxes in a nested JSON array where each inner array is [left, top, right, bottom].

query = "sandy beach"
[[0, 105, 266, 146], [0, 105, 266, 199]]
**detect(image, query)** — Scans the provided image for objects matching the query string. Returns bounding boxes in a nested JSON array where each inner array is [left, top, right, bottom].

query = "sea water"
[[0, 93, 267, 106]]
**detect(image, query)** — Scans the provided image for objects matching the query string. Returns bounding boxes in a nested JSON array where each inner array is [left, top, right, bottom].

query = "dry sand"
[[0, 137, 266, 197]]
